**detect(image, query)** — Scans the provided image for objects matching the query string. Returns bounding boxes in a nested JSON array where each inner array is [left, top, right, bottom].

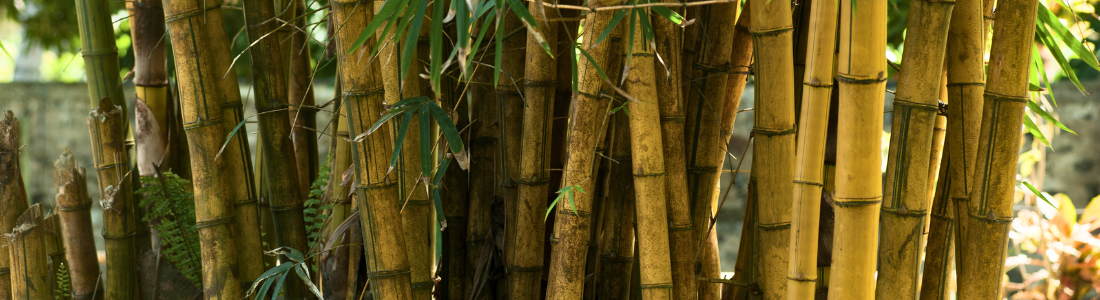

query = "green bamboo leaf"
[[1021, 181, 1056, 207], [216, 115, 253, 161], [1023, 114, 1051, 148], [286, 248, 305, 263], [373, 14, 400, 57], [393, 95, 433, 110], [348, 0, 408, 54], [401, 0, 431, 82], [248, 262, 293, 297], [368, 96, 431, 136], [255, 272, 276, 300], [271, 270, 291, 300], [1034, 24, 1087, 92], [637, 7, 655, 47], [494, 7, 505, 85], [597, 9, 630, 46], [646, 0, 683, 24], [432, 157, 451, 227], [426, 103, 465, 154], [295, 264, 324, 298], [390, 110, 415, 170], [1032, 44, 1060, 106], [576, 47, 611, 84], [1027, 99, 1075, 135], [623, 9, 637, 82], [419, 107, 433, 176], [506, 0, 552, 56], [1037, 3, 1100, 70], [570, 42, 579, 91], [464, 9, 498, 78], [430, 0, 446, 93], [455, 0, 471, 70]]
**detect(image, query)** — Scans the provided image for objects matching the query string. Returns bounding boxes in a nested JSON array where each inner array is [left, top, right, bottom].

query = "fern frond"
[[135, 171, 203, 288]]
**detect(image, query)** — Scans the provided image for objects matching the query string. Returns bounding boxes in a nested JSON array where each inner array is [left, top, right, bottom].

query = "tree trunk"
[[241, 0, 312, 296], [7, 204, 50, 300], [544, 9, 615, 300], [786, 0, 837, 297], [330, 0, 415, 298], [875, 0, 954, 297], [748, 0, 796, 297], [53, 151, 105, 300], [958, 0, 1037, 296], [827, 0, 887, 297], [87, 100, 142, 299]]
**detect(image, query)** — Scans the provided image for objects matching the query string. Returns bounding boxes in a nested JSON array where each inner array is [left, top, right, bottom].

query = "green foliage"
[[248, 247, 323, 299], [53, 262, 71, 300], [134, 171, 203, 288], [546, 185, 586, 220], [304, 155, 333, 251]]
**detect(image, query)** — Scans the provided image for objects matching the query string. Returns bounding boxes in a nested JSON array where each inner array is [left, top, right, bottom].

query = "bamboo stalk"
[[330, 0, 414, 298], [958, 0, 1037, 296], [73, 0, 127, 110], [127, 0, 188, 180], [875, 0, 954, 297], [499, 12, 529, 300], [683, 2, 740, 298], [599, 111, 636, 300], [785, 0, 837, 297], [53, 151, 104, 300], [87, 100, 141, 299], [289, 0, 320, 198], [240, 0, 312, 296], [7, 204, 49, 300], [440, 75, 471, 300], [648, 1, 694, 298], [506, 2, 556, 298], [161, 0, 265, 294], [44, 213, 67, 300], [623, 22, 675, 300], [919, 144, 954, 300], [0, 112, 28, 300], [467, 61, 499, 300], [945, 0, 988, 287], [544, 9, 616, 300], [728, 174, 756, 300], [747, 0, 796, 297], [716, 9, 754, 300], [827, 0, 887, 297]]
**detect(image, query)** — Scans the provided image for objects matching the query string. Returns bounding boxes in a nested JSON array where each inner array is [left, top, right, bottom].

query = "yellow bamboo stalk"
[[827, 0, 887, 298], [331, 0, 414, 298], [623, 22, 674, 300], [87, 99, 141, 299], [684, 2, 740, 298], [7, 204, 49, 300], [507, 2, 556, 298], [716, 9, 754, 300], [958, 0, 1037, 296], [729, 176, 756, 300], [786, 0, 837, 297], [945, 0, 988, 286], [53, 151, 104, 300], [748, 0, 796, 297], [919, 144, 954, 300], [0, 111, 29, 299], [544, 10, 616, 300], [875, 0, 954, 297], [598, 111, 636, 300]]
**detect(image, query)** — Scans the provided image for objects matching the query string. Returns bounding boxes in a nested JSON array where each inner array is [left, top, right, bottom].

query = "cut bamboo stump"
[[7, 204, 50, 300], [88, 99, 141, 300], [53, 151, 104, 300], [0, 111, 31, 300]]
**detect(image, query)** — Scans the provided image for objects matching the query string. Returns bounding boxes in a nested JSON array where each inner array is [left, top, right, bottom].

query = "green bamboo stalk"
[[875, 0, 954, 297], [87, 99, 140, 299], [598, 111, 636, 300], [240, 0, 312, 297], [53, 151, 104, 300], [7, 204, 50, 300], [957, 0, 1037, 296], [73, 0, 127, 110], [0, 111, 29, 299], [684, 3, 740, 298], [827, 0, 887, 297], [544, 9, 616, 300], [506, 2, 555, 298], [331, 0, 414, 298], [747, 0, 796, 297], [785, 0, 838, 297]]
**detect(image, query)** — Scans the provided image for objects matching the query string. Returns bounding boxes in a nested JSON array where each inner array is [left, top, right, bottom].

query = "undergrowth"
[[135, 170, 203, 288]]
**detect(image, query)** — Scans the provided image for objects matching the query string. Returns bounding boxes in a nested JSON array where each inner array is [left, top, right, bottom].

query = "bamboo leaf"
[[401, 0, 432, 83], [507, 0, 552, 56], [597, 9, 630, 46], [455, 0, 471, 75], [576, 47, 611, 84], [216, 115, 253, 161], [430, 0, 446, 93], [637, 7, 655, 49], [271, 270, 291, 300], [295, 264, 324, 298], [1021, 181, 1056, 208], [348, 0, 408, 54], [1037, 3, 1100, 70], [464, 9, 498, 78], [427, 103, 465, 155], [1027, 99, 1075, 135], [1034, 24, 1087, 92], [432, 157, 451, 228], [390, 110, 415, 171], [570, 42, 579, 91], [623, 9, 637, 83], [286, 248, 305, 263], [494, 7, 505, 85], [646, 0, 683, 24], [367, 96, 431, 136], [248, 262, 294, 297], [1023, 114, 1050, 148]]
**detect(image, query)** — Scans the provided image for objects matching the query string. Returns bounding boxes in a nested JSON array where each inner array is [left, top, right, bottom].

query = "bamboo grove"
[[0, 0, 1096, 298]]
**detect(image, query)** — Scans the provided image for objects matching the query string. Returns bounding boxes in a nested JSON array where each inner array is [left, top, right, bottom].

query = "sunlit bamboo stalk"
[[747, 0, 796, 297], [827, 0, 887, 297], [53, 151, 104, 300], [958, 0, 1037, 296], [331, 0, 415, 298], [87, 99, 141, 299], [7, 204, 50, 300], [785, 0, 837, 297], [919, 144, 954, 300], [544, 9, 616, 300]]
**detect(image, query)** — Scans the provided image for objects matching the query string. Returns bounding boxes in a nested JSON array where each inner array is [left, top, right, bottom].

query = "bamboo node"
[[507, 265, 545, 272], [892, 98, 940, 112], [882, 206, 928, 217], [355, 181, 398, 191], [101, 231, 139, 240], [0, 267, 8, 275], [836, 74, 887, 85], [945, 82, 985, 87], [668, 222, 693, 231], [58, 202, 94, 212], [832, 195, 883, 207], [234, 198, 258, 206], [789, 274, 817, 282], [599, 254, 633, 263], [752, 127, 796, 136], [81, 49, 119, 58], [749, 26, 795, 37], [984, 92, 1028, 103], [691, 61, 732, 73], [270, 203, 305, 212], [194, 216, 236, 229], [164, 3, 224, 23], [968, 211, 1013, 223], [342, 87, 386, 98], [793, 180, 823, 187], [640, 283, 674, 289], [366, 268, 412, 278], [523, 80, 555, 87], [757, 222, 792, 231]]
